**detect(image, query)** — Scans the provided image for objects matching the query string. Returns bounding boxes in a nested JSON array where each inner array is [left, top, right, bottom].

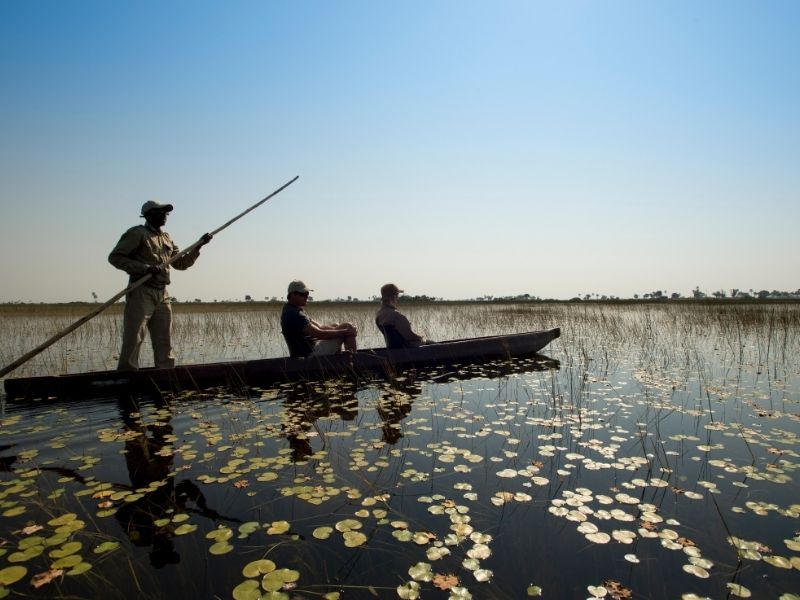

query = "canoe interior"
[[2, 328, 560, 401]]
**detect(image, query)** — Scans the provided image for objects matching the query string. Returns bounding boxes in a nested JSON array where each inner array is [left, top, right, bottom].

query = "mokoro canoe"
[[2, 328, 559, 400]]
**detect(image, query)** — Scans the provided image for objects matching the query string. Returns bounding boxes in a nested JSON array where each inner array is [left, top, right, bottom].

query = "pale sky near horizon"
[[1, 1, 798, 303]]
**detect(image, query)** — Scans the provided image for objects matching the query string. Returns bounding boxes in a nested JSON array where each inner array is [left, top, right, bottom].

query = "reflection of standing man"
[[109, 201, 211, 371]]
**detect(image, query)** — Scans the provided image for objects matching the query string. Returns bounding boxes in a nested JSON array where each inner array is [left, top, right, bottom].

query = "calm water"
[[1, 302, 799, 599]]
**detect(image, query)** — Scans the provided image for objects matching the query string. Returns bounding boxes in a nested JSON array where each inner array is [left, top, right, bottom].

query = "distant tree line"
[[67, 287, 798, 305]]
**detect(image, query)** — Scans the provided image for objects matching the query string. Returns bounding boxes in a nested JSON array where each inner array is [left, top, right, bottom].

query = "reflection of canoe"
[[3, 328, 559, 400]]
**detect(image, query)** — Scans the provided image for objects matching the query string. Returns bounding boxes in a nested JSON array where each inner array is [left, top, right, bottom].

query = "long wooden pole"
[[0, 175, 299, 379]]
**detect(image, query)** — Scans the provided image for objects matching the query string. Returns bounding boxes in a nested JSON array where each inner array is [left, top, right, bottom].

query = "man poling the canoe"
[[109, 201, 212, 371], [0, 176, 299, 380]]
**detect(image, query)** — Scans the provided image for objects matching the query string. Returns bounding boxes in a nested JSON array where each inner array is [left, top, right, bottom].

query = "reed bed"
[[1, 301, 798, 379]]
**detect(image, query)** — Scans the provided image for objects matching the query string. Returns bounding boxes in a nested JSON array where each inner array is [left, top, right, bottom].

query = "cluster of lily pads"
[[2, 303, 800, 599]]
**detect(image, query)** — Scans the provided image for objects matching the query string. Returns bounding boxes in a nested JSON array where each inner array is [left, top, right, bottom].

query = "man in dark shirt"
[[375, 283, 427, 349], [280, 280, 358, 358]]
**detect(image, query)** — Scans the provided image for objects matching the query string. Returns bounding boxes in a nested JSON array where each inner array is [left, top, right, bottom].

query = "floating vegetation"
[[1, 302, 799, 598]]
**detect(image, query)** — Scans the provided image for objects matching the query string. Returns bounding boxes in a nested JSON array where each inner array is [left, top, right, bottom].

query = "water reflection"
[[278, 382, 358, 461], [114, 395, 239, 567]]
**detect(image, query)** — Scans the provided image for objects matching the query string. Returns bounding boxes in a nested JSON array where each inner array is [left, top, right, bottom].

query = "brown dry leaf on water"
[[640, 521, 657, 531], [97, 501, 114, 509], [92, 490, 115, 499], [671, 486, 685, 495], [31, 569, 64, 589], [603, 580, 632, 600], [234, 480, 249, 489], [433, 573, 459, 590], [677, 537, 696, 548], [21, 524, 44, 535]]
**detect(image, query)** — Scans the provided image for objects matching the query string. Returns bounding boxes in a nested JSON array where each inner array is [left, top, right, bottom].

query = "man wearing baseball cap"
[[281, 280, 358, 358], [108, 200, 212, 370], [375, 283, 427, 349]]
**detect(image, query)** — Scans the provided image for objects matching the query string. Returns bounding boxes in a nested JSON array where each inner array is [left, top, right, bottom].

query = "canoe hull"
[[3, 328, 559, 400]]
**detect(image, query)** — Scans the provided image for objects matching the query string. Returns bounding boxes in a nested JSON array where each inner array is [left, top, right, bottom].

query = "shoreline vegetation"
[[0, 296, 798, 319]]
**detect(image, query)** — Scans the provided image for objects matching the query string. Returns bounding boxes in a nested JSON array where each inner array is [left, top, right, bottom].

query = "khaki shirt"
[[109, 223, 200, 288], [375, 303, 424, 346]]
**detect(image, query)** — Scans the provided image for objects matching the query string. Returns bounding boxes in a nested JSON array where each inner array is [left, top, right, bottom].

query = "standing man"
[[109, 200, 212, 371], [281, 280, 358, 358], [375, 283, 427, 348]]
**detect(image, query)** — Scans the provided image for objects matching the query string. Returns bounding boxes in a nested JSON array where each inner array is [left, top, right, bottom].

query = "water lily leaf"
[[206, 527, 233, 542], [624, 554, 640, 563], [335, 519, 361, 532], [49, 541, 82, 558], [682, 564, 709, 578], [233, 579, 261, 600], [313, 527, 333, 540], [726, 583, 752, 598], [0, 566, 27, 586], [174, 523, 198, 536], [527, 585, 543, 596], [763, 555, 792, 569], [66, 562, 92, 576], [242, 559, 276, 578], [586, 532, 611, 544], [397, 581, 420, 599], [209, 542, 233, 555], [343, 531, 367, 547], [473, 568, 493, 582], [408, 562, 433, 582], [52, 555, 82, 569], [93, 541, 120, 554], [267, 521, 290, 535], [47, 513, 77, 527]]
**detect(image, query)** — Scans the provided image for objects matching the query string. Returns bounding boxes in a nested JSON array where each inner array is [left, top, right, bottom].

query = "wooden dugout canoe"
[[2, 328, 560, 400]]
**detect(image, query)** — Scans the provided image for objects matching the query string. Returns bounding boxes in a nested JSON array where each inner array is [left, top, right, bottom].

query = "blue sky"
[[1, 1, 798, 302]]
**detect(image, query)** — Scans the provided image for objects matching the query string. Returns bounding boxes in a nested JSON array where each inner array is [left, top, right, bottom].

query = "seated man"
[[375, 283, 427, 349], [281, 280, 358, 358]]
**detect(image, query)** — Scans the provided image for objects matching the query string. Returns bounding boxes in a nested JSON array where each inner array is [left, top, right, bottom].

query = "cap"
[[380, 283, 404, 298], [140, 200, 174, 217], [287, 280, 313, 294]]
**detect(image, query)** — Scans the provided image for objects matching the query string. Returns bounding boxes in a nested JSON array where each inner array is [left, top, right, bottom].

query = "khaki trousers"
[[117, 285, 175, 371]]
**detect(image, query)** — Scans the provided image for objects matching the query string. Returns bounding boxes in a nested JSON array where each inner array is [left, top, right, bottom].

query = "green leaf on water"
[[53, 554, 82, 569], [266, 521, 290, 535], [232, 579, 261, 600], [0, 566, 27, 586], [174, 523, 197, 536], [209, 542, 233, 555], [242, 559, 276, 578], [93, 541, 120, 554], [527, 585, 542, 596]]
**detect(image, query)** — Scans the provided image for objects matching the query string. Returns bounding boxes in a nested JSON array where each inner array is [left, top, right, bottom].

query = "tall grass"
[[1, 301, 798, 379]]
